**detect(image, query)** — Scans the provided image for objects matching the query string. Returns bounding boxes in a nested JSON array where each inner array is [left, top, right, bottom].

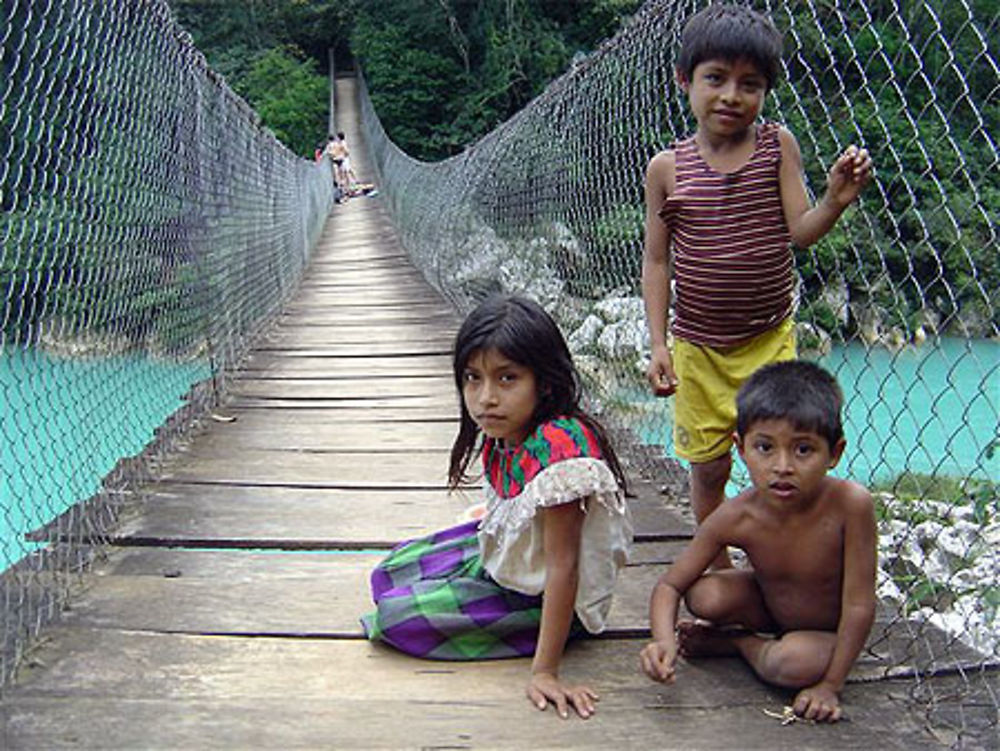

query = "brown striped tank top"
[[657, 122, 794, 348]]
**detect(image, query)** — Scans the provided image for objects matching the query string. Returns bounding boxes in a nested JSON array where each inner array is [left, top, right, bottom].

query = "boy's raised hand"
[[527, 671, 599, 719], [793, 681, 843, 722], [639, 638, 678, 683], [825, 145, 872, 208]]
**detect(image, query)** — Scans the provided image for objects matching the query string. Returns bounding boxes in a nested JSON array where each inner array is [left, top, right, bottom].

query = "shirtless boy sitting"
[[640, 360, 877, 722]]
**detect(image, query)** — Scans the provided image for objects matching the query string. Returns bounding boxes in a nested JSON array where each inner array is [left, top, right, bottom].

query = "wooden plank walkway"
[[2, 77, 992, 750]]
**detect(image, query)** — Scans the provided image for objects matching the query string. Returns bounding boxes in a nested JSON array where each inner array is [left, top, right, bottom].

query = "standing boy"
[[639, 360, 877, 722], [641, 4, 872, 567]]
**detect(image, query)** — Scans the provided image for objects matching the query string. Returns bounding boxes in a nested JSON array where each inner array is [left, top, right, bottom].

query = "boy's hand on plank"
[[793, 682, 843, 722], [639, 639, 678, 683]]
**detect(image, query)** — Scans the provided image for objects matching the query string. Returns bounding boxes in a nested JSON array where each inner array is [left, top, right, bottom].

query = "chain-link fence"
[[2, 0, 997, 741], [1, 0, 334, 686], [360, 0, 998, 743]]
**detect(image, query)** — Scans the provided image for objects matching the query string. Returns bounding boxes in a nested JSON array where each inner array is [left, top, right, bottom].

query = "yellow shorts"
[[672, 319, 796, 463]]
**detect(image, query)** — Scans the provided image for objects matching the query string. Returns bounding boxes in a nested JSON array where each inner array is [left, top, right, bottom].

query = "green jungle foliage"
[[770, 0, 999, 338], [350, 0, 645, 159], [171, 0, 644, 160], [3, 2, 995, 346], [1, 3, 213, 351], [171, 0, 351, 157], [240, 46, 329, 156]]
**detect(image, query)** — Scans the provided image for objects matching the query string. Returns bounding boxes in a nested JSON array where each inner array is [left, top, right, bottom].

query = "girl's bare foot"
[[676, 620, 748, 658]]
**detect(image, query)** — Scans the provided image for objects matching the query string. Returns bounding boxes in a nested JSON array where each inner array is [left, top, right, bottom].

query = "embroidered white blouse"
[[476, 417, 633, 633]]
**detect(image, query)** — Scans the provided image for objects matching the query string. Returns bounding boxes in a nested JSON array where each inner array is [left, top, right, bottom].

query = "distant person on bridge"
[[362, 295, 633, 720], [640, 3, 872, 567], [324, 131, 357, 199], [640, 361, 877, 723]]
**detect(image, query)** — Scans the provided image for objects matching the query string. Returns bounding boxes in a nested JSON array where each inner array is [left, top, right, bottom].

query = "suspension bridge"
[[0, 74, 991, 751], [2, 1, 998, 747]]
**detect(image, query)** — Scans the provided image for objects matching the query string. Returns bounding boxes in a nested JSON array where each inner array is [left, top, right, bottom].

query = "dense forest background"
[[170, 0, 644, 160], [3, 1, 994, 350]]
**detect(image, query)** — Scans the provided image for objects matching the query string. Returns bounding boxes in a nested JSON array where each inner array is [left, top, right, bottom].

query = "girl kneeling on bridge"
[[362, 295, 633, 720]]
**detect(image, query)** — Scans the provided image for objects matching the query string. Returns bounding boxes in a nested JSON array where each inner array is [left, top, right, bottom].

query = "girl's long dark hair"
[[448, 295, 627, 493]]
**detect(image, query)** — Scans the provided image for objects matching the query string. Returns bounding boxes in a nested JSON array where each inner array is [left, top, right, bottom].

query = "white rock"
[[936, 524, 975, 570], [983, 522, 1000, 547], [594, 296, 645, 324], [597, 320, 647, 360], [568, 315, 604, 354], [949, 569, 978, 591], [876, 571, 903, 602], [551, 220, 580, 256]]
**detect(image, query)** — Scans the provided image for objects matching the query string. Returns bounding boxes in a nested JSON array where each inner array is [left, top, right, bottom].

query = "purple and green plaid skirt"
[[360, 520, 546, 660]]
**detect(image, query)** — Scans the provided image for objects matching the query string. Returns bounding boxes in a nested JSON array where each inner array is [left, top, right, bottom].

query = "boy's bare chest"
[[738, 513, 846, 629], [741, 513, 844, 583]]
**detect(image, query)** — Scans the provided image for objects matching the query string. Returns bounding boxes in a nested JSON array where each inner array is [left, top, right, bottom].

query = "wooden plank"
[[266, 323, 455, 339], [238, 353, 453, 376], [258, 329, 456, 348], [281, 298, 454, 315], [226, 402, 458, 419], [191, 408, 457, 430], [122, 481, 693, 545], [304, 258, 418, 269], [296, 274, 432, 288], [187, 419, 458, 452], [55, 550, 663, 635], [281, 283, 444, 300], [274, 310, 457, 327], [290, 287, 441, 299], [284, 287, 447, 303], [267, 323, 451, 336], [629, 482, 695, 539], [120, 484, 475, 543], [96, 543, 687, 578], [301, 262, 428, 276], [161, 449, 453, 487], [60, 551, 991, 677], [225, 396, 458, 412], [229, 378, 454, 400], [64, 552, 381, 635], [302, 263, 430, 278], [311, 230, 400, 245], [251, 341, 453, 357], [4, 628, 949, 750]]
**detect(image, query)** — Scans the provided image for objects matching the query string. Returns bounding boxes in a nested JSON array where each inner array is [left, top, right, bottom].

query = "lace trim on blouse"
[[479, 457, 625, 543]]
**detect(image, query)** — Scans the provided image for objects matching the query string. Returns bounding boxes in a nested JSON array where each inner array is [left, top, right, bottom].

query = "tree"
[[239, 47, 328, 157]]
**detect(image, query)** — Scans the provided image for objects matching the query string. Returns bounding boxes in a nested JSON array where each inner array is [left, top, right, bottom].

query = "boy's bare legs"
[[690, 453, 733, 568], [681, 625, 835, 689], [734, 631, 836, 689], [680, 570, 837, 688], [684, 569, 774, 631]]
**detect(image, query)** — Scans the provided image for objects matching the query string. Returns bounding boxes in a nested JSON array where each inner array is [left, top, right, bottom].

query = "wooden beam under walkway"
[[2, 78, 995, 750]]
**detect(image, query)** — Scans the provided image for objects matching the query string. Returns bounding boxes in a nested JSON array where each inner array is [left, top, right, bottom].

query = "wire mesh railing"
[[1, 0, 334, 686], [1, 0, 997, 742], [360, 0, 998, 743]]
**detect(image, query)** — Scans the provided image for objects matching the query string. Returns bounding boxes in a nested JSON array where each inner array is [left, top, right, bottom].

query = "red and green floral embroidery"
[[483, 417, 602, 499]]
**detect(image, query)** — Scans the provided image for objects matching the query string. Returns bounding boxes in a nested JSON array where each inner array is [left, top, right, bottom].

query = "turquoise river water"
[[634, 337, 998, 492], [2, 349, 210, 557], [1, 337, 997, 560]]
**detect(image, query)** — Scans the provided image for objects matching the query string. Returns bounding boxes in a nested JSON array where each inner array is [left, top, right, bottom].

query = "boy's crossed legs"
[[679, 569, 837, 690]]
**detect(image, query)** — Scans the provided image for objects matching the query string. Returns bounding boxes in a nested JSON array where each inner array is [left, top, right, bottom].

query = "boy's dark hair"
[[448, 294, 626, 492], [736, 360, 844, 448], [677, 4, 783, 91]]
